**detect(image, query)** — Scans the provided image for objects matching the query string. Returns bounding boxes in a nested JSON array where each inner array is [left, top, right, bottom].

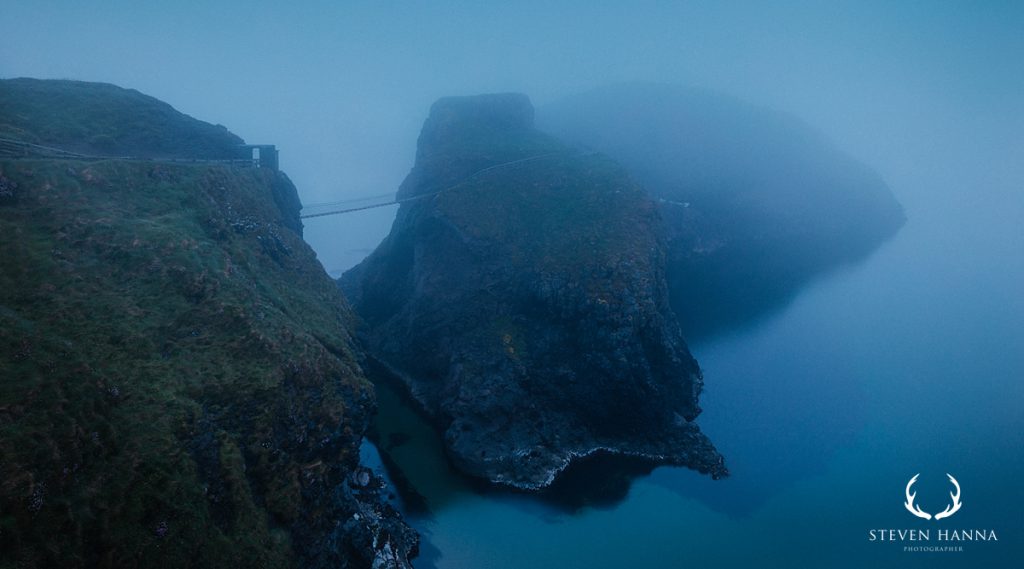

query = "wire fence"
[[0, 137, 258, 167]]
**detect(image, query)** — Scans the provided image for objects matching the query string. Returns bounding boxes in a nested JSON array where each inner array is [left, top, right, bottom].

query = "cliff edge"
[[0, 79, 416, 569]]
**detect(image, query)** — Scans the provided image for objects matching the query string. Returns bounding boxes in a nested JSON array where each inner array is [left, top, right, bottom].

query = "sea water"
[[362, 178, 1024, 568]]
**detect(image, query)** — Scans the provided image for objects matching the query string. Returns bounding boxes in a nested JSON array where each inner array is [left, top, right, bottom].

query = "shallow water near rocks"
[[362, 184, 1024, 568]]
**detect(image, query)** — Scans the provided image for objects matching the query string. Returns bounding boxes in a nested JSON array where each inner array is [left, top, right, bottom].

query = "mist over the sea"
[[2, 2, 1021, 567]]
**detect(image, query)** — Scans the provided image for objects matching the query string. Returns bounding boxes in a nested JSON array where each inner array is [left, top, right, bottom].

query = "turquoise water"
[[363, 185, 1024, 568]]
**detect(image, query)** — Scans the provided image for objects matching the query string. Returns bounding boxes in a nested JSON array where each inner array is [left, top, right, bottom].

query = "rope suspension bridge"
[[298, 152, 566, 219], [1, 136, 585, 220]]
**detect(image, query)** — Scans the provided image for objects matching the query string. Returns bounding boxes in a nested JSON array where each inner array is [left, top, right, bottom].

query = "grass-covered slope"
[[0, 79, 243, 158], [0, 160, 414, 568]]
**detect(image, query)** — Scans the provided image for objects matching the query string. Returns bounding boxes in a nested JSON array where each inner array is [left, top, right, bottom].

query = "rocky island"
[[539, 83, 906, 339], [341, 94, 726, 489]]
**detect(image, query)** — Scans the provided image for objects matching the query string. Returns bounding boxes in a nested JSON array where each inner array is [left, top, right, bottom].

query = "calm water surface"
[[362, 182, 1024, 568]]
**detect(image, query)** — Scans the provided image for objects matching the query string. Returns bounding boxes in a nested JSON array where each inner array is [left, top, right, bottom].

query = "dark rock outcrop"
[[0, 81, 413, 568], [342, 94, 725, 489], [538, 83, 906, 339], [270, 170, 305, 236]]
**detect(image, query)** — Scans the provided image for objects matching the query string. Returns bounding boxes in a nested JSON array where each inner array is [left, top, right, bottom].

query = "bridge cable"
[[300, 152, 569, 219]]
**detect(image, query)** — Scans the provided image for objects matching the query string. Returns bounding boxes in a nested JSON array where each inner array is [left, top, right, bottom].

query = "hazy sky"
[[2, 0, 1021, 274]]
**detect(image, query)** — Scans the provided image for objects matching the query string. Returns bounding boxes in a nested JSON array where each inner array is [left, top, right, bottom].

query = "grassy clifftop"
[[0, 79, 243, 158], [0, 159, 411, 568]]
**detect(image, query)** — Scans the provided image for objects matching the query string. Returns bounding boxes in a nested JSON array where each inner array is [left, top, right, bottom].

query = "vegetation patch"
[[0, 159, 370, 568]]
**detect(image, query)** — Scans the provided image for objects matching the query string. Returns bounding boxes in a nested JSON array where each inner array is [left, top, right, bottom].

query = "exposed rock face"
[[538, 83, 906, 339], [342, 94, 725, 489], [0, 81, 414, 568], [270, 170, 305, 236]]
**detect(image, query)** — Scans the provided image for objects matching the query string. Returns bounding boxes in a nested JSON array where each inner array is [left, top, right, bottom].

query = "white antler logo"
[[904, 474, 932, 520], [904, 473, 963, 521], [934, 474, 962, 520]]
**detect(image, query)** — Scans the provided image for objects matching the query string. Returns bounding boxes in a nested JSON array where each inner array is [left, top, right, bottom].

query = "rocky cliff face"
[[0, 81, 415, 569], [538, 83, 906, 339], [342, 94, 725, 489]]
